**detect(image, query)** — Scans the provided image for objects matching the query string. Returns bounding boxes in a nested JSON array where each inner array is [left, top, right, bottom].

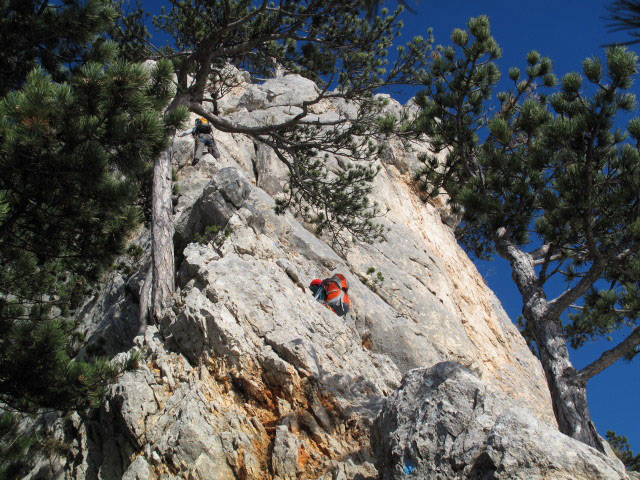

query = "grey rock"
[[122, 456, 151, 480], [172, 134, 196, 169], [75, 267, 142, 357], [272, 425, 299, 480], [237, 74, 319, 112], [174, 166, 251, 250], [178, 242, 220, 282], [109, 369, 158, 448], [326, 458, 377, 480], [255, 142, 288, 196], [311, 396, 333, 432], [199, 166, 251, 229], [173, 157, 219, 250], [227, 105, 303, 129], [237, 84, 269, 111], [372, 362, 630, 480], [26, 66, 620, 480]]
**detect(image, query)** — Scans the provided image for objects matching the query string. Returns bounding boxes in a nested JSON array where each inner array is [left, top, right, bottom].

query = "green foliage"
[[123, 350, 142, 371], [566, 259, 640, 358], [0, 307, 121, 412], [377, 114, 398, 134], [0, 0, 119, 97], [0, 412, 36, 479], [108, 0, 154, 62], [0, 0, 175, 416], [149, 0, 426, 89], [275, 156, 387, 251], [0, 411, 73, 479], [194, 225, 233, 249], [116, 244, 146, 276], [607, 0, 640, 46], [165, 105, 190, 131], [606, 430, 640, 471], [413, 17, 640, 362], [359, 267, 385, 288]]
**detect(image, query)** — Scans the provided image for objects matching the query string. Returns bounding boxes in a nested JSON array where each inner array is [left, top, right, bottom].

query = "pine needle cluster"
[[411, 15, 640, 447], [606, 430, 640, 471], [0, 0, 177, 421]]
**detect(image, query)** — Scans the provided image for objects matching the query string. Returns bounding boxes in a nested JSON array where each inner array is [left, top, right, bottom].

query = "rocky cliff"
[[26, 71, 631, 479]]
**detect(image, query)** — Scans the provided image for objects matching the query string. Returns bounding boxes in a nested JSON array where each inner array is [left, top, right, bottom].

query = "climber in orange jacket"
[[309, 274, 350, 317]]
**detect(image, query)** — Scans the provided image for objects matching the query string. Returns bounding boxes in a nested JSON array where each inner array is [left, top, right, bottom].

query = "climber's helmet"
[[309, 278, 323, 295]]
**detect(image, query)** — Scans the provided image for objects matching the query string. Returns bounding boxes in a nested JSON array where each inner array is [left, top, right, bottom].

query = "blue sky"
[[140, 0, 638, 452]]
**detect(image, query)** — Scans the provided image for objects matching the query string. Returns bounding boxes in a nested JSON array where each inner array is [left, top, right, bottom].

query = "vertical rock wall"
[[30, 71, 567, 480]]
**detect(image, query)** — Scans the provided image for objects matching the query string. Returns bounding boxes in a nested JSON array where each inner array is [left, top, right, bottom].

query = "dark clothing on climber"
[[179, 118, 220, 161]]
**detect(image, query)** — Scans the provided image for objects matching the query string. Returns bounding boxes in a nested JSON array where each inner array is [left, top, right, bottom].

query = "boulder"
[[372, 362, 630, 480]]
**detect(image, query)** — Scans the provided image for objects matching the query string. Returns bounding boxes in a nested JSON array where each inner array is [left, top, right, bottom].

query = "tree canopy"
[[413, 15, 640, 450], [607, 430, 640, 471], [0, 0, 181, 415], [0, 0, 118, 96]]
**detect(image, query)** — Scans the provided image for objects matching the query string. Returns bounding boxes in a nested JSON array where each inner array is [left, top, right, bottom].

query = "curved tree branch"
[[547, 261, 604, 320], [576, 326, 640, 384]]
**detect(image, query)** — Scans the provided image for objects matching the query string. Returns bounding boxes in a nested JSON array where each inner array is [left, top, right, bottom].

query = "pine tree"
[[0, 0, 118, 96], [606, 431, 640, 471], [112, 0, 431, 323], [0, 1, 178, 415], [0, 3, 182, 475], [0, 413, 37, 479], [412, 16, 640, 451], [607, 0, 640, 45]]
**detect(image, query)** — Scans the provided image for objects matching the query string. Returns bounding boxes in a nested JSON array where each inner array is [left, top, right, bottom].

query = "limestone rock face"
[[30, 71, 622, 480], [372, 362, 629, 480]]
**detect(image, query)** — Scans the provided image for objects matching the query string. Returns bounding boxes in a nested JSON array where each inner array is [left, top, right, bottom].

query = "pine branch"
[[576, 326, 640, 384], [530, 243, 552, 260], [607, 0, 640, 45], [547, 261, 604, 320]]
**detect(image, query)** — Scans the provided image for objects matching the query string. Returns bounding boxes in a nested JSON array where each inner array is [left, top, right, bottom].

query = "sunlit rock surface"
[[25, 69, 630, 480], [372, 362, 628, 480]]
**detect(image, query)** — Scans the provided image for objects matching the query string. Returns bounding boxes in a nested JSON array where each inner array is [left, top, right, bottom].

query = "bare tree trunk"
[[137, 265, 152, 336], [151, 146, 175, 320], [495, 231, 605, 452], [531, 317, 605, 452], [148, 92, 190, 324]]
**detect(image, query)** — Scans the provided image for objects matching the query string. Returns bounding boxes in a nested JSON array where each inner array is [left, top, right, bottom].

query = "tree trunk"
[[531, 316, 605, 452], [494, 232, 605, 452], [151, 147, 175, 320], [148, 92, 190, 325], [137, 265, 152, 336]]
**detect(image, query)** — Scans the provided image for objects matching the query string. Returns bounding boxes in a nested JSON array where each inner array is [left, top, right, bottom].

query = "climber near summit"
[[309, 274, 351, 317], [179, 117, 221, 161]]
